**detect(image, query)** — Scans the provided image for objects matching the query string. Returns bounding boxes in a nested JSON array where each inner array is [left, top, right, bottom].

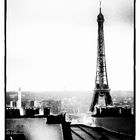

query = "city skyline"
[[7, 0, 134, 91]]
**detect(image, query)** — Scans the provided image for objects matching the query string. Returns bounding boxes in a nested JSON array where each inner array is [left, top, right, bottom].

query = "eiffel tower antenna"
[[100, 1, 101, 13]]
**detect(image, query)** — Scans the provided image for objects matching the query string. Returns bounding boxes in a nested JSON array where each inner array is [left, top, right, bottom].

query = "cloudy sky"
[[7, 0, 134, 91]]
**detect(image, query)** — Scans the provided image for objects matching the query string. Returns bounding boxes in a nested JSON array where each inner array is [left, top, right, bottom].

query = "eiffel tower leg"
[[105, 92, 113, 105], [104, 94, 108, 106], [90, 91, 99, 112]]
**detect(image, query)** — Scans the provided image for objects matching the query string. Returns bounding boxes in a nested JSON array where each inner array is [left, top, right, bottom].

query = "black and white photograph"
[[5, 0, 134, 140]]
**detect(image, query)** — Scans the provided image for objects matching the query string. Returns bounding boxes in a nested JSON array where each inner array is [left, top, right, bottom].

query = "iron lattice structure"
[[90, 7, 113, 112]]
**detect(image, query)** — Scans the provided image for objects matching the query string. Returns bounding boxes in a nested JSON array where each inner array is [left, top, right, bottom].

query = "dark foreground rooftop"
[[6, 124, 134, 140], [71, 124, 134, 140]]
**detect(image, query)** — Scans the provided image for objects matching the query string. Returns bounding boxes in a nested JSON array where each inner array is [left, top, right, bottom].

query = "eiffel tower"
[[90, 3, 113, 112]]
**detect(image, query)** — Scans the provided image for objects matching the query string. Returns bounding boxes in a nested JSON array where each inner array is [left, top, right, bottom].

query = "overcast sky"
[[7, 0, 134, 91]]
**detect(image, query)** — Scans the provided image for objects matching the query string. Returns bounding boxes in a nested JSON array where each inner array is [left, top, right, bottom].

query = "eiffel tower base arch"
[[90, 89, 113, 112]]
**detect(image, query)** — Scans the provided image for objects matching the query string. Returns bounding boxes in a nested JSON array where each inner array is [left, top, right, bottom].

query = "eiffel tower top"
[[97, 1, 104, 22]]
